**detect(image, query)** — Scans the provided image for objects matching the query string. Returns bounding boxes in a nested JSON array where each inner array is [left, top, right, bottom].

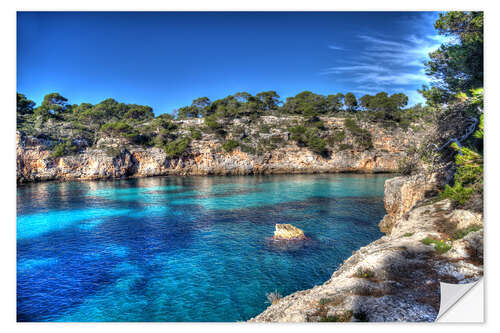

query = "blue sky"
[[17, 11, 445, 115]]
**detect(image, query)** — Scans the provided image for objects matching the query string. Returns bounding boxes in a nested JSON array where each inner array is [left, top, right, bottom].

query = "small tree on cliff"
[[344, 93, 358, 112], [17, 93, 35, 115]]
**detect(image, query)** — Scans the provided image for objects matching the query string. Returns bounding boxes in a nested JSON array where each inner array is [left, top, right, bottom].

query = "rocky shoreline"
[[16, 116, 428, 183], [249, 173, 483, 322], [16, 120, 483, 322]]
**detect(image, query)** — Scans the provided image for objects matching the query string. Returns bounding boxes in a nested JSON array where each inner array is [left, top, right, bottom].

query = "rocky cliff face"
[[17, 116, 428, 183], [250, 174, 483, 322]]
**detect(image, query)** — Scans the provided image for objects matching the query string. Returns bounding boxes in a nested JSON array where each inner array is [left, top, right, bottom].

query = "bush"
[[259, 124, 270, 133], [240, 143, 257, 155], [355, 267, 375, 279], [338, 144, 353, 151], [163, 137, 190, 158], [266, 290, 282, 305], [289, 125, 328, 155], [319, 310, 353, 322], [327, 130, 345, 145], [51, 140, 78, 158], [398, 156, 418, 175], [319, 298, 332, 305], [222, 139, 239, 152], [101, 121, 133, 134], [307, 136, 327, 155], [344, 119, 372, 150], [421, 237, 452, 254], [439, 183, 474, 206], [204, 115, 221, 131], [453, 225, 481, 240], [190, 128, 202, 140]]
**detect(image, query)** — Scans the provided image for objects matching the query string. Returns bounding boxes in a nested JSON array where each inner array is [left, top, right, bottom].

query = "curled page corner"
[[436, 278, 484, 322]]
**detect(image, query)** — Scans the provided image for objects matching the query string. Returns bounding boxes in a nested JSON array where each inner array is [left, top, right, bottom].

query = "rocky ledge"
[[250, 174, 483, 322]]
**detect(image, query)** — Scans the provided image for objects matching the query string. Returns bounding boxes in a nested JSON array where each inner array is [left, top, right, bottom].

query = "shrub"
[[355, 267, 375, 279], [289, 125, 307, 144], [307, 136, 327, 155], [289, 125, 328, 155], [319, 298, 332, 305], [404, 232, 414, 237], [204, 115, 221, 131], [421, 237, 452, 254], [51, 140, 78, 158], [344, 119, 372, 150], [101, 121, 133, 134], [259, 124, 270, 133], [190, 128, 202, 140], [222, 139, 239, 152], [163, 137, 190, 158], [266, 290, 282, 305], [327, 130, 345, 145], [398, 156, 417, 175], [439, 183, 474, 206], [338, 144, 353, 151], [319, 310, 353, 322], [453, 225, 481, 240], [240, 143, 256, 155]]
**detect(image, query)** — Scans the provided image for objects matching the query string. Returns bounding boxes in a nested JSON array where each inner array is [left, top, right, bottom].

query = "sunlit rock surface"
[[273, 224, 306, 241], [16, 116, 431, 183], [250, 176, 483, 322]]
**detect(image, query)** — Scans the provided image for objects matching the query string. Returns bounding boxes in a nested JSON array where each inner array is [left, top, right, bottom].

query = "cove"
[[17, 174, 389, 322]]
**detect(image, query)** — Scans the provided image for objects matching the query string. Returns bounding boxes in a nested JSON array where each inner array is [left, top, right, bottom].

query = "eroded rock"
[[273, 224, 306, 241]]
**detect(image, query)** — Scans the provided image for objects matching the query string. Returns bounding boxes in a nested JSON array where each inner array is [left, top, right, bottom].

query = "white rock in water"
[[273, 224, 306, 240]]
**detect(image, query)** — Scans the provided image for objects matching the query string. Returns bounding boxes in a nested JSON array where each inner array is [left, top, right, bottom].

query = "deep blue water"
[[17, 174, 389, 322]]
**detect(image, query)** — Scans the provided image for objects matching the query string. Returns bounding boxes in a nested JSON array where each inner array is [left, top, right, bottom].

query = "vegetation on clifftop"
[[17, 88, 428, 159]]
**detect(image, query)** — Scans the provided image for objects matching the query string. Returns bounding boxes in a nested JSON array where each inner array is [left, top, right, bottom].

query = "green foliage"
[[256, 91, 281, 111], [123, 104, 154, 121], [397, 156, 417, 175], [289, 125, 328, 155], [51, 140, 78, 157], [190, 128, 202, 140], [404, 232, 414, 237], [319, 311, 353, 322], [439, 183, 474, 205], [327, 130, 345, 146], [421, 237, 452, 254], [163, 137, 190, 158], [423, 11, 483, 103], [344, 92, 357, 112], [359, 92, 408, 121], [344, 119, 373, 150], [338, 144, 353, 151], [319, 298, 332, 305], [453, 225, 481, 240], [439, 104, 483, 207], [355, 267, 375, 279], [101, 121, 133, 134], [307, 135, 327, 155], [222, 140, 239, 152], [204, 115, 221, 131], [17, 93, 35, 115]]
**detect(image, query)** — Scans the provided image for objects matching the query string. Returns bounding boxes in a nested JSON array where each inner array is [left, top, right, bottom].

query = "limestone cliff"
[[250, 174, 483, 322], [16, 116, 429, 183]]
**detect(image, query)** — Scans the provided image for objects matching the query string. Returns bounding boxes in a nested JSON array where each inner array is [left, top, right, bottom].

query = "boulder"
[[273, 224, 306, 241]]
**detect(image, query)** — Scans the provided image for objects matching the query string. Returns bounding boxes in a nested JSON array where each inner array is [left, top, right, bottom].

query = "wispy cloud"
[[322, 13, 444, 105], [328, 44, 344, 50]]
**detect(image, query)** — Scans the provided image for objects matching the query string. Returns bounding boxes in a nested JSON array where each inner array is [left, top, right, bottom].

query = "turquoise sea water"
[[17, 174, 389, 322]]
